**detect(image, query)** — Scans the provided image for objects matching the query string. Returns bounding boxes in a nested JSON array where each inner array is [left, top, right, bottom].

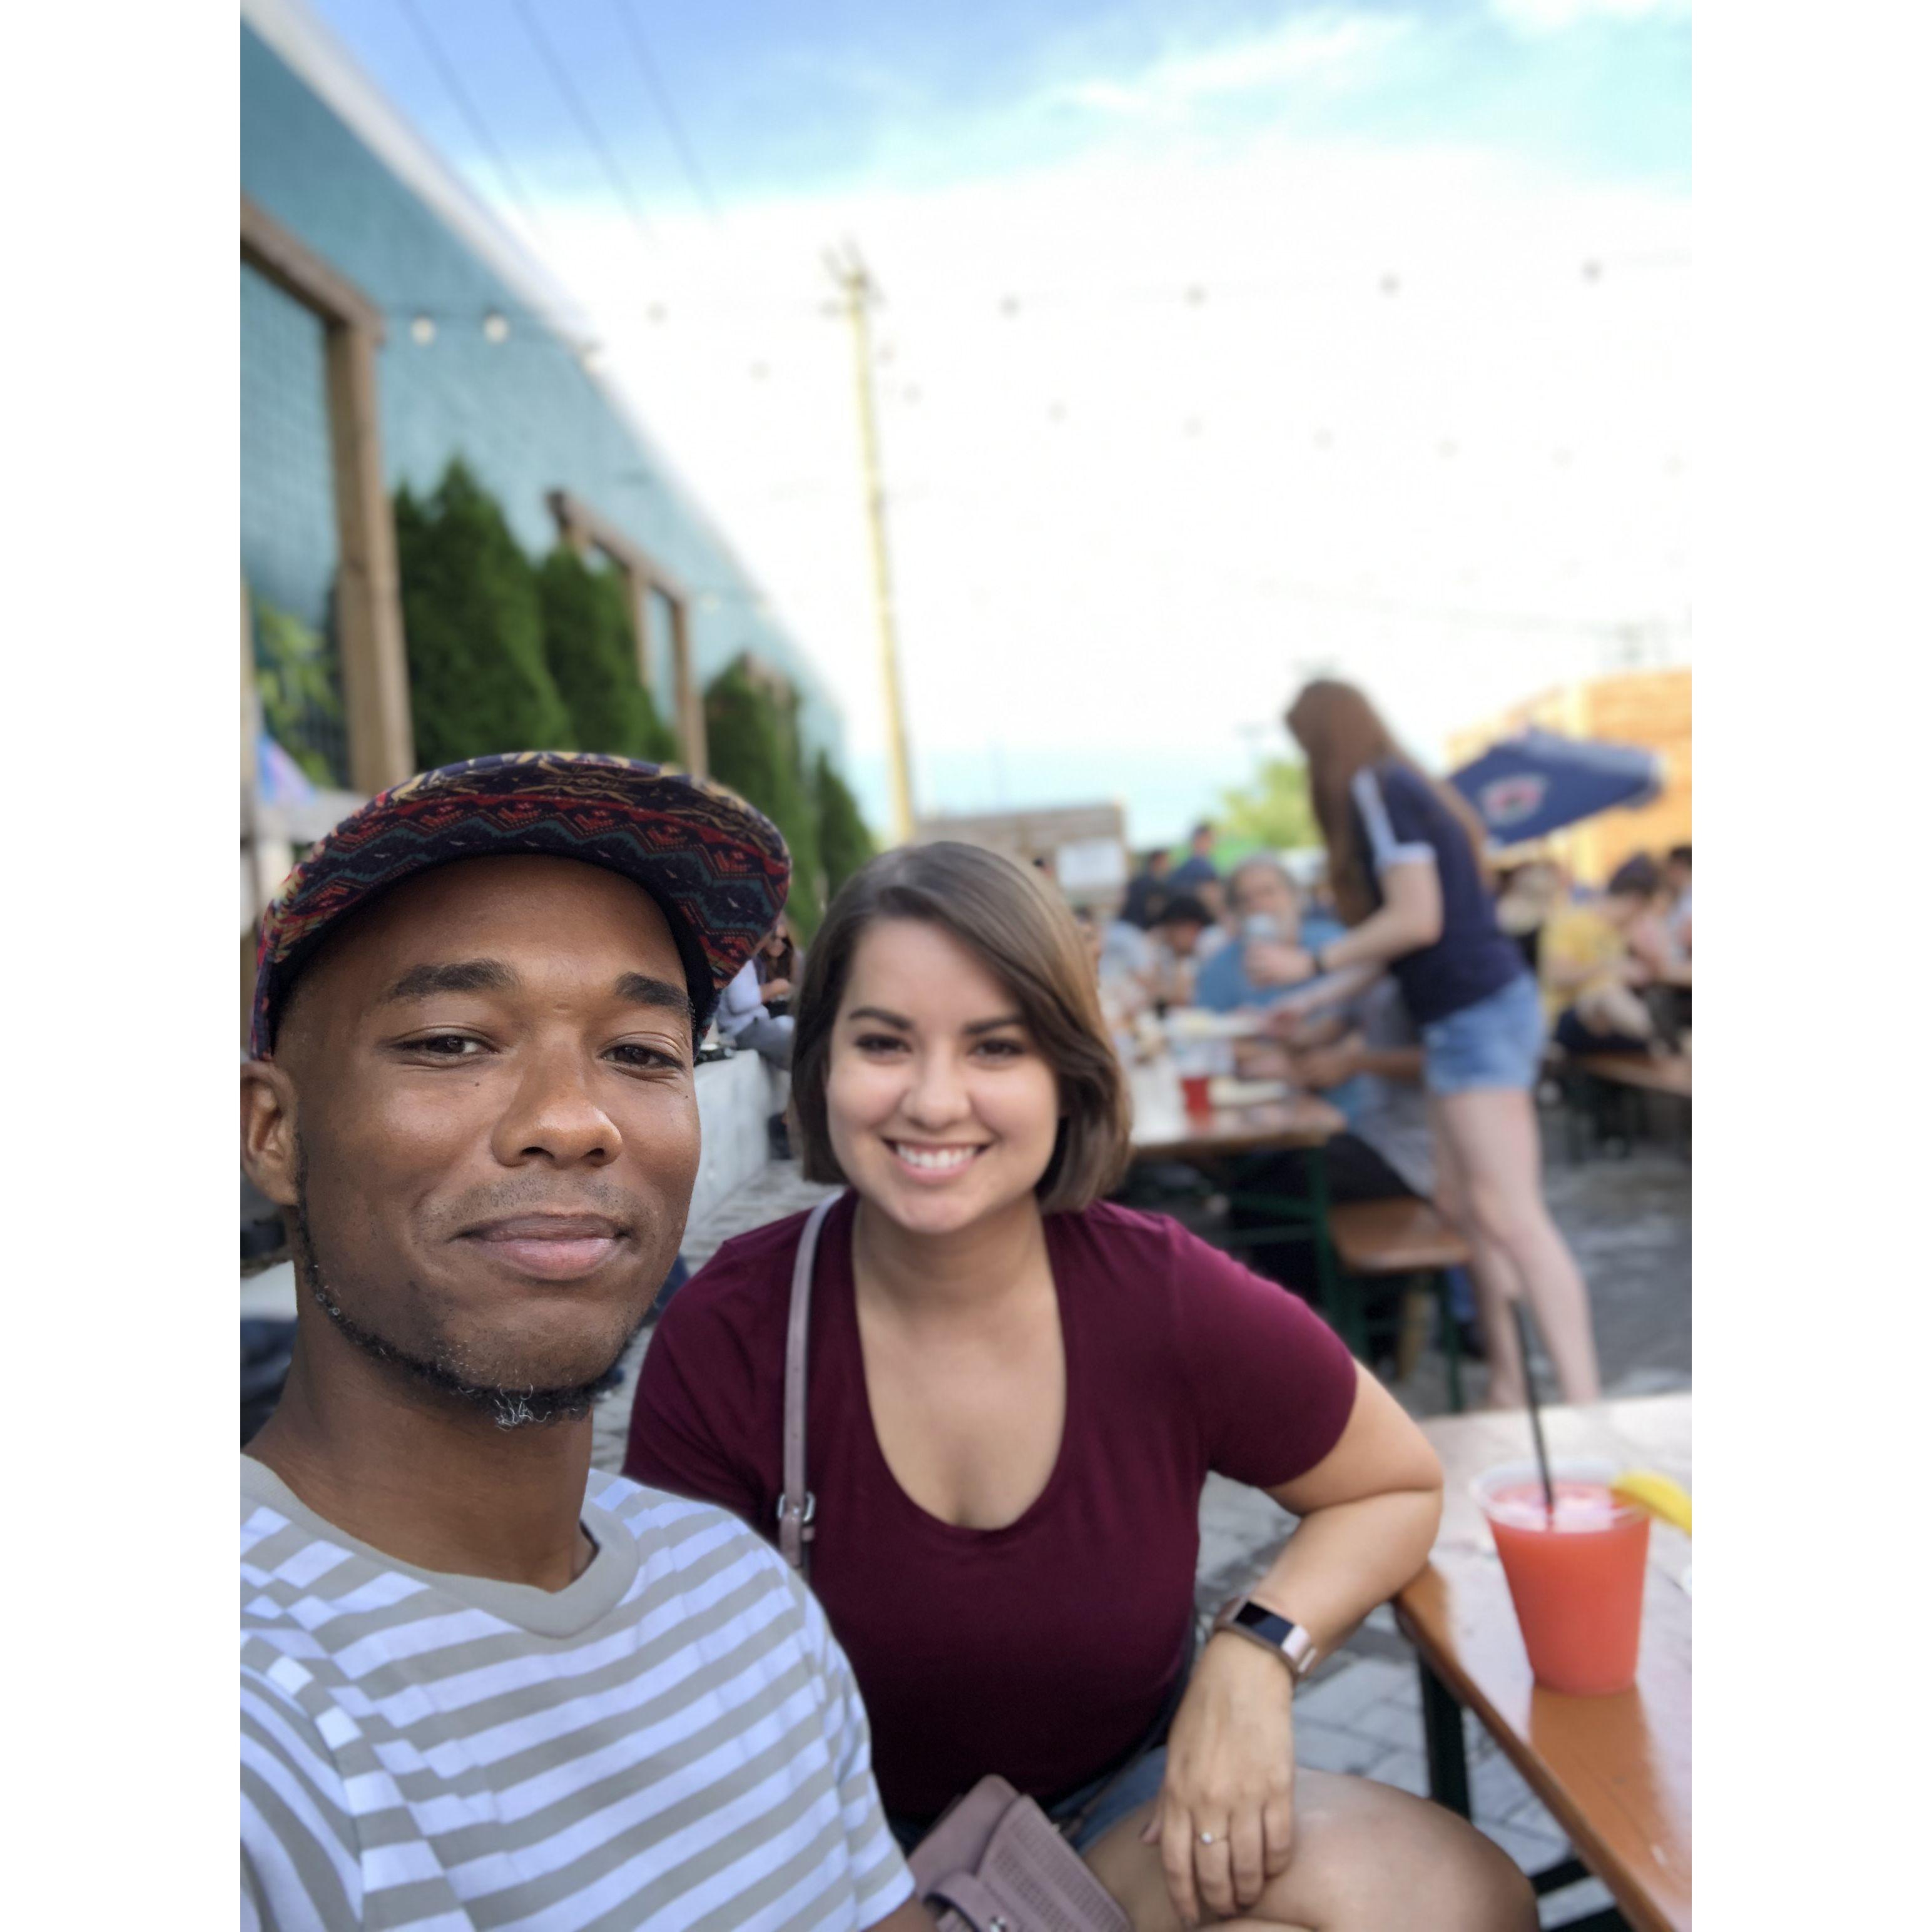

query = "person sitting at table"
[[1539, 855, 1672, 1057], [1231, 978, 1481, 1361], [1662, 841, 1691, 958], [755, 910, 801, 1018], [1147, 890, 1216, 1007], [1195, 856, 1347, 1014], [625, 840, 1535, 1932]]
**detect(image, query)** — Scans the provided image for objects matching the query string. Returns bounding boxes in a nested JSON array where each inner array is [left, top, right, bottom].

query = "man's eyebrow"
[[615, 973, 699, 1027], [382, 960, 519, 1003]]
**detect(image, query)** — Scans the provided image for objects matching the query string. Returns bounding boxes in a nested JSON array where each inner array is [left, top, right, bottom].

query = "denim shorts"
[[1421, 970, 1545, 1096]]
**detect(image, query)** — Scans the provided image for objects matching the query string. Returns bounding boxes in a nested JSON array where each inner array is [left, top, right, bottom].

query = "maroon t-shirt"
[[624, 1193, 1358, 1823]]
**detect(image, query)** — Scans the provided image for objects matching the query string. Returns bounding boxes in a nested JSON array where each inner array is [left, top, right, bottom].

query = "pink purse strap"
[[778, 1194, 838, 1575]]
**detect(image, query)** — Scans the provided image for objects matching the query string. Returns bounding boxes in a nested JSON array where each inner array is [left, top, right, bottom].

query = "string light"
[[482, 311, 511, 343]]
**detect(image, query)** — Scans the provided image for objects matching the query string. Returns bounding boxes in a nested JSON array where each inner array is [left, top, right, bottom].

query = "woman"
[[626, 843, 1531, 1932], [756, 911, 801, 1018], [1275, 679, 1600, 1407]]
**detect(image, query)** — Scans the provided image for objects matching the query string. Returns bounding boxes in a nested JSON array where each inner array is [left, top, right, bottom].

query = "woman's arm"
[[1246, 1361, 1443, 1653], [1151, 1365, 1442, 1921], [1308, 859, 1443, 974]]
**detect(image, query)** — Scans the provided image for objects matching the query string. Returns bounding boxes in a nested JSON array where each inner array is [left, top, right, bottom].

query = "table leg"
[[1416, 1657, 1470, 1816], [1306, 1136, 1336, 1321]]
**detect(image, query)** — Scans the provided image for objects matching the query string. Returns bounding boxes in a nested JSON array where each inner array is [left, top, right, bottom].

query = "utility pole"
[[827, 241, 917, 845]]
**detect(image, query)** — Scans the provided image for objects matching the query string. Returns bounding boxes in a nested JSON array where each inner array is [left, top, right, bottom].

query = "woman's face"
[[826, 917, 1061, 1239]]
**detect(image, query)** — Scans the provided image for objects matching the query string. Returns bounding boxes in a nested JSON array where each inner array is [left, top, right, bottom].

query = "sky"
[[301, 0, 1692, 845]]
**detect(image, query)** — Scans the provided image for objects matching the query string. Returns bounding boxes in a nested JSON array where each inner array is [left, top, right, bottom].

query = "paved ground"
[[593, 1105, 1689, 1927]]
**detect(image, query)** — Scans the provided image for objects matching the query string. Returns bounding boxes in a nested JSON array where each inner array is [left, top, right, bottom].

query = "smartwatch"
[[1212, 1595, 1318, 1683]]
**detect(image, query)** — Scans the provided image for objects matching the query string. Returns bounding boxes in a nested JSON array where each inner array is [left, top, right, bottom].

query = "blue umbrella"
[[1448, 728, 1662, 844]]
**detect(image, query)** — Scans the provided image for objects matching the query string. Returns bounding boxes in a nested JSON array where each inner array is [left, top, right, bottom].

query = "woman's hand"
[[761, 976, 793, 1002], [1140, 1633, 1296, 1924]]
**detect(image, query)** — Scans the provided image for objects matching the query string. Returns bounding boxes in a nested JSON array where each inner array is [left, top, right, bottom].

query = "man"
[[1146, 890, 1215, 1006], [1118, 847, 1172, 930], [1165, 821, 1223, 918], [1192, 855, 1347, 1014], [1539, 853, 1672, 1055], [239, 753, 925, 1932]]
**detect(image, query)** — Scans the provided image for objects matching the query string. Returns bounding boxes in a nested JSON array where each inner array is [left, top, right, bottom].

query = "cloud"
[[514, 29, 1688, 840], [1492, 0, 1690, 35], [1039, 11, 1416, 120]]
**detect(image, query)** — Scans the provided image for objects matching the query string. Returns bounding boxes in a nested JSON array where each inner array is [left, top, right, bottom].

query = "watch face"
[[1233, 1601, 1295, 1648]]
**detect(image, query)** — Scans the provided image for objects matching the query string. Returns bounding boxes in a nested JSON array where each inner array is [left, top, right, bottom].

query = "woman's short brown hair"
[[790, 841, 1132, 1214]]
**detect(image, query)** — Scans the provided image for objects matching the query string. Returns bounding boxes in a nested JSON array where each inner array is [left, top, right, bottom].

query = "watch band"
[[1213, 1595, 1318, 1682]]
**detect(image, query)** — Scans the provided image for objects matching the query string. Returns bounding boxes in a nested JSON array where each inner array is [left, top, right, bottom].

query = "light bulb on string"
[[482, 311, 510, 343], [410, 315, 436, 345]]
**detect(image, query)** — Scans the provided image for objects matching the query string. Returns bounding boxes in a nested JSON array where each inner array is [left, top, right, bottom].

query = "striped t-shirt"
[[240, 1457, 914, 1931]]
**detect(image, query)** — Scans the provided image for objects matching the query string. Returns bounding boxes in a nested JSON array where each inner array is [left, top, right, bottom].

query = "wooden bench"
[[1326, 1199, 1472, 1411]]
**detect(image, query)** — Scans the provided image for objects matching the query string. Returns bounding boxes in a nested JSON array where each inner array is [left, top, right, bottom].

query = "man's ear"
[[241, 1060, 301, 1209]]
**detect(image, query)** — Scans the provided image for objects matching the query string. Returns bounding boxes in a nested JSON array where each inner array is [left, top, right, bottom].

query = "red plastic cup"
[[1475, 1460, 1650, 1696], [1180, 1072, 1214, 1115]]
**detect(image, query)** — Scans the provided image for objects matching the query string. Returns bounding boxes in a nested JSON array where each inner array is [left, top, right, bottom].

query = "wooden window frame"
[[242, 194, 414, 795], [547, 489, 709, 778]]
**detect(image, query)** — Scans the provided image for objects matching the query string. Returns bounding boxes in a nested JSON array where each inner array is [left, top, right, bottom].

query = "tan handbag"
[[778, 1195, 1132, 1932]]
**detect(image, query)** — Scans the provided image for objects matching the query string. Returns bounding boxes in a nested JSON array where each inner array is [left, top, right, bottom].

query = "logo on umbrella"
[[1478, 775, 1549, 827]]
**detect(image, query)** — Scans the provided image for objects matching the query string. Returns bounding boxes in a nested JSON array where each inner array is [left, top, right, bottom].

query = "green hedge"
[[536, 545, 679, 763], [704, 658, 825, 940], [814, 750, 877, 898], [396, 460, 573, 767], [252, 597, 345, 786]]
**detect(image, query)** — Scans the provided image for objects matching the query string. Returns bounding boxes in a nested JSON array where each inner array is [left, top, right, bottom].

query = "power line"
[[609, 0, 723, 224], [509, 0, 659, 253], [396, 0, 560, 260]]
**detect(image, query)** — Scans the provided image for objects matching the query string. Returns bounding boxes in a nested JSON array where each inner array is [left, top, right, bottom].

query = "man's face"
[[241, 857, 702, 1421], [1231, 865, 1301, 936], [1161, 918, 1205, 957]]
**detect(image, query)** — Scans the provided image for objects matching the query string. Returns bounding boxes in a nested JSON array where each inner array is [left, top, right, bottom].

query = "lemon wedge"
[[1611, 1469, 1692, 1537]]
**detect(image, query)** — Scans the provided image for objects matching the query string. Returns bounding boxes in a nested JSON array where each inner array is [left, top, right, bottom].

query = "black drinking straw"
[[1510, 1300, 1557, 1520]]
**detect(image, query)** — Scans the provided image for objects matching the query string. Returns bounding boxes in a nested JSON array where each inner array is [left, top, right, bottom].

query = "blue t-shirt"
[[1348, 761, 1524, 1025], [1193, 912, 1347, 1013]]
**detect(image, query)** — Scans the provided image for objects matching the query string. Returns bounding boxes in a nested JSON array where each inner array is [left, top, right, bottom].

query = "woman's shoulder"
[[661, 1196, 844, 1342], [1048, 1199, 1213, 1283]]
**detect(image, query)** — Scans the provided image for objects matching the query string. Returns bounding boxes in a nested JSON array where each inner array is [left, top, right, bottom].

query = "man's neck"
[[247, 1338, 597, 1593]]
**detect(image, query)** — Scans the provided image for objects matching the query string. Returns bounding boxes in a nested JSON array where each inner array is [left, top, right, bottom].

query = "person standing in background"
[[1120, 847, 1174, 929], [1276, 679, 1601, 1408], [1167, 821, 1224, 919]]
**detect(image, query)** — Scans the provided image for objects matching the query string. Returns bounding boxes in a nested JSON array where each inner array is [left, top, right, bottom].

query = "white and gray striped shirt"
[[241, 1457, 913, 1931]]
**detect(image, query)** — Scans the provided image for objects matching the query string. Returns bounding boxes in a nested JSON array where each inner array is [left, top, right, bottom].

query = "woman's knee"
[[1273, 1771, 1537, 1931]]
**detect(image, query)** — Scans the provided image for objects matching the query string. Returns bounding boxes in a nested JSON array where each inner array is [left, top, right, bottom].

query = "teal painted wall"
[[240, 22, 845, 775]]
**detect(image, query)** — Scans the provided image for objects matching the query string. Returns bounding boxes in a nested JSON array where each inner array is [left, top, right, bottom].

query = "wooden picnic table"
[[1395, 1394, 1691, 1932], [1127, 1059, 1348, 1161], [1575, 1054, 1693, 1101]]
